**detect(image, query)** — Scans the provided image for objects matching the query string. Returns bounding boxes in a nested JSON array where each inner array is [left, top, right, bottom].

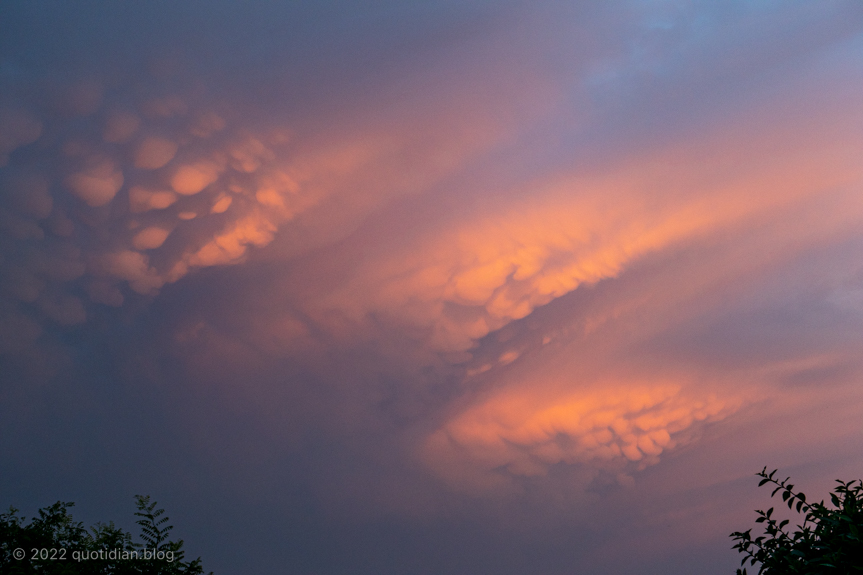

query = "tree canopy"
[[0, 495, 210, 574], [731, 467, 863, 574]]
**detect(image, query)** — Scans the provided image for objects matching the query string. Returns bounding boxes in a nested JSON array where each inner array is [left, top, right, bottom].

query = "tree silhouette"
[[0, 496, 210, 574], [731, 467, 863, 574]]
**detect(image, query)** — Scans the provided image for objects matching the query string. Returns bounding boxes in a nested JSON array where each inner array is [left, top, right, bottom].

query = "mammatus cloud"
[[0, 80, 296, 348], [2, 4, 863, 527], [134, 28, 863, 499], [298, 88, 863, 357], [0, 67, 512, 354], [423, 380, 738, 493], [0, 108, 42, 167], [4, 5, 863, 575]]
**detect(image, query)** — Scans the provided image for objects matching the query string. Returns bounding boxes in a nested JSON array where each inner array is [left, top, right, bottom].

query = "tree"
[[730, 467, 863, 574], [0, 496, 210, 574]]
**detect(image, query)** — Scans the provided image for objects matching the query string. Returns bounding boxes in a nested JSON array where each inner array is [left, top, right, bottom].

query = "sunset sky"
[[1, 1, 863, 573]]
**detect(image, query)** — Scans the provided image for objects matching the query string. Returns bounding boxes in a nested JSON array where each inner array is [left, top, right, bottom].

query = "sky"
[[1, 1, 863, 573]]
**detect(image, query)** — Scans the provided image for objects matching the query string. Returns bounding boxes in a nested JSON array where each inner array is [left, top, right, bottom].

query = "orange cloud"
[[128, 186, 178, 212], [132, 227, 172, 250], [91, 250, 164, 295], [308, 162, 850, 353], [422, 378, 739, 493], [133, 136, 178, 170], [184, 211, 277, 268], [65, 157, 124, 207], [171, 160, 223, 195], [291, 75, 863, 359]]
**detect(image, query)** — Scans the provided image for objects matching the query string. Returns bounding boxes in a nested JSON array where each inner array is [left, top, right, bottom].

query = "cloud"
[[0, 45, 532, 364], [65, 157, 124, 207], [132, 227, 171, 250], [0, 108, 42, 167], [291, 85, 863, 358], [170, 160, 223, 195], [2, 6, 863, 575], [133, 136, 179, 170], [128, 186, 178, 212], [422, 379, 738, 493], [102, 111, 141, 143], [0, 77, 290, 335]]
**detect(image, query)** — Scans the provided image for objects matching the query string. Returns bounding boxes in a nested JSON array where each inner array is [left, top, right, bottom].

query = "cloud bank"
[[2, 2, 863, 574]]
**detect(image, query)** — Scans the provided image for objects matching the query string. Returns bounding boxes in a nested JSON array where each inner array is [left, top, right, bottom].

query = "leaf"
[[731, 467, 863, 574]]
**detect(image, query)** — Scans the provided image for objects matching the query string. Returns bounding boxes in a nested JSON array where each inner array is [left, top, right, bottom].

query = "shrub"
[[730, 467, 863, 574]]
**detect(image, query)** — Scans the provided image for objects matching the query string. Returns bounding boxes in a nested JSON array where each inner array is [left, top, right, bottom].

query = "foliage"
[[731, 467, 863, 574], [0, 496, 210, 574]]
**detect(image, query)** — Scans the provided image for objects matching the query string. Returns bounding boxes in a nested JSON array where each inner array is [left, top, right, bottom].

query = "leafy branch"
[[0, 496, 210, 574], [134, 494, 174, 551], [730, 467, 863, 574]]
